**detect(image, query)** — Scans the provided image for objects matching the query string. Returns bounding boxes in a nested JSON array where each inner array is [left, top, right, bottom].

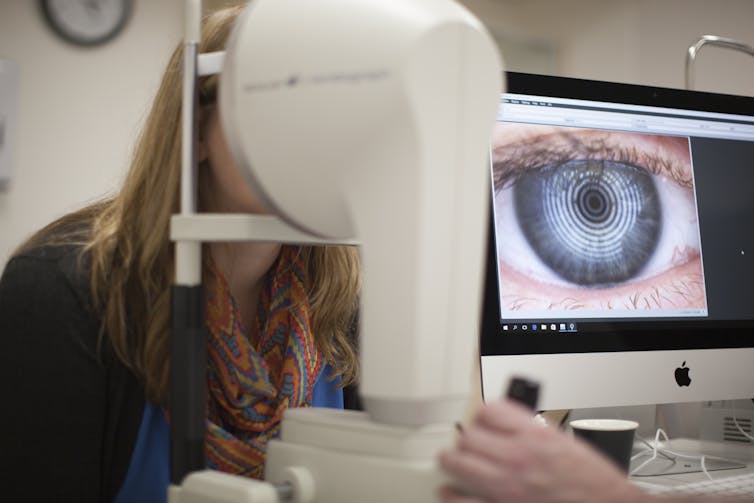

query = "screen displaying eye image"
[[491, 123, 708, 319]]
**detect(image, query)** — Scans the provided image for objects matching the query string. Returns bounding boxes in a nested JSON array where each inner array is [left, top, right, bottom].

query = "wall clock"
[[40, 0, 133, 47]]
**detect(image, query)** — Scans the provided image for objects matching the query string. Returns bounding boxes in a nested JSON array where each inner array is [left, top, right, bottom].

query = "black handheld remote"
[[505, 376, 540, 411]]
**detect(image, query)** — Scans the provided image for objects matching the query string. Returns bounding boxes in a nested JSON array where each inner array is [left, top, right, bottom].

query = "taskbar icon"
[[502, 321, 578, 334]]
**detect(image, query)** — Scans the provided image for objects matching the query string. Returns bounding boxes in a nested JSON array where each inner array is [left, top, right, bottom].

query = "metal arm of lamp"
[[685, 35, 754, 90]]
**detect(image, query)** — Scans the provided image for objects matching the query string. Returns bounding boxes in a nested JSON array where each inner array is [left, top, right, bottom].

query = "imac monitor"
[[480, 72, 754, 411]]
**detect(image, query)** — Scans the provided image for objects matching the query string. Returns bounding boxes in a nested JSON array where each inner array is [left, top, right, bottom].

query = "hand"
[[437, 399, 645, 503]]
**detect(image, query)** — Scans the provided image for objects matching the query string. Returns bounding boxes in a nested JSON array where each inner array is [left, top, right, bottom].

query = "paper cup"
[[570, 419, 639, 473]]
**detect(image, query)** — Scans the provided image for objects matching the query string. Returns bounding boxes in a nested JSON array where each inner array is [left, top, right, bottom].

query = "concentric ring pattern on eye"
[[514, 159, 661, 286], [551, 165, 640, 259]]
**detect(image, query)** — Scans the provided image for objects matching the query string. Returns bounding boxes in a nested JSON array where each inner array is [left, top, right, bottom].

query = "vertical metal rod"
[[181, 0, 201, 218], [170, 285, 206, 484], [181, 42, 199, 217], [171, 0, 205, 485]]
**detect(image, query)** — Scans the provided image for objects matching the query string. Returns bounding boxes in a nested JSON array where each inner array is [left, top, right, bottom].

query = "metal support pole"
[[171, 0, 205, 484]]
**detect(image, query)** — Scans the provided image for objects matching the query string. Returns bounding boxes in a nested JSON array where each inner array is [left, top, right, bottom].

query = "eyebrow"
[[491, 130, 693, 191]]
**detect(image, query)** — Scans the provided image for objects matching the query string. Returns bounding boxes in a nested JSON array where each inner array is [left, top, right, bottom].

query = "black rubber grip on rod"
[[170, 285, 207, 485]]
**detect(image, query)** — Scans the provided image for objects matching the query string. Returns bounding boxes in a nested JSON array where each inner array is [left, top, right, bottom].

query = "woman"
[[0, 5, 360, 502]]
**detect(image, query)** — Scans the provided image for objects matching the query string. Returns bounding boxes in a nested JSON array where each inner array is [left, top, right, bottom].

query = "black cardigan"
[[0, 243, 361, 501]]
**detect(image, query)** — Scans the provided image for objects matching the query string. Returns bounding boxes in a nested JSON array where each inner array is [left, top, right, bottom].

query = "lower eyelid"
[[500, 260, 705, 311], [614, 266, 705, 310]]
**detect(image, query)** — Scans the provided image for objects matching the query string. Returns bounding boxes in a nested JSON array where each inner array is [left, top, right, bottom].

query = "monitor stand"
[[631, 403, 749, 477], [630, 445, 745, 477]]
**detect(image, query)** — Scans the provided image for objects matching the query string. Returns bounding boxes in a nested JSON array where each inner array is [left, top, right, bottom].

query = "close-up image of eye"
[[492, 124, 708, 315], [515, 158, 661, 287]]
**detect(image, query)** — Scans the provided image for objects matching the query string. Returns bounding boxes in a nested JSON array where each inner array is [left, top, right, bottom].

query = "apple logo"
[[675, 361, 691, 387]]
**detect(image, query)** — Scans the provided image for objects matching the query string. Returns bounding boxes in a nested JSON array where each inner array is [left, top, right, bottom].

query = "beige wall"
[[462, 0, 754, 96], [1, 0, 753, 268], [0, 0, 184, 266]]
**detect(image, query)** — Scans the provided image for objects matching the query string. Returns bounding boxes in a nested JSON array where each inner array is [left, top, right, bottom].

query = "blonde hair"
[[17, 5, 360, 404]]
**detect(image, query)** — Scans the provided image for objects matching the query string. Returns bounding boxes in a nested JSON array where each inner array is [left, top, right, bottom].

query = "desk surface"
[[630, 438, 754, 490]]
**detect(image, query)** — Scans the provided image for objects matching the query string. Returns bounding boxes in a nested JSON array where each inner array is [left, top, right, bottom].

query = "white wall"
[[462, 0, 754, 96], [1, 0, 753, 269], [0, 0, 183, 267]]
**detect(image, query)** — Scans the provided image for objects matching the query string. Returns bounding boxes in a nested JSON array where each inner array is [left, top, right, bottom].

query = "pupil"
[[587, 193, 602, 212], [581, 188, 608, 222]]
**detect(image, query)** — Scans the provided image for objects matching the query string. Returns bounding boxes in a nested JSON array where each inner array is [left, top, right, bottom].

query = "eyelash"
[[492, 131, 692, 192]]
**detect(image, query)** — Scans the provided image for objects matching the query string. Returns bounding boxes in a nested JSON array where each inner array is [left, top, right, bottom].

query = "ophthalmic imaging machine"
[[168, 0, 502, 501]]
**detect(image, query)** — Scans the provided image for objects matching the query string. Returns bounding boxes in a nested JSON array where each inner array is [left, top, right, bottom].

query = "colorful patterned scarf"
[[204, 245, 323, 479]]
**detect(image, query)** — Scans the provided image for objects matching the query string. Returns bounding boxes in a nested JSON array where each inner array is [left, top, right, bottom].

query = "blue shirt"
[[114, 366, 342, 503]]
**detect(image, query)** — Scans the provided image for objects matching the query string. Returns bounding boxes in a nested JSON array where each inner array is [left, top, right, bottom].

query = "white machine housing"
[[220, 0, 502, 426], [170, 0, 502, 501]]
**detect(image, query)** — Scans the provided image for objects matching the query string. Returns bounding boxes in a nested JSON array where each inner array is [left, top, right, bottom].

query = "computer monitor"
[[480, 72, 754, 411]]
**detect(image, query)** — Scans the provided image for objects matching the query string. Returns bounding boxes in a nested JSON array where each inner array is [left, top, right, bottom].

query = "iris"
[[514, 159, 661, 287]]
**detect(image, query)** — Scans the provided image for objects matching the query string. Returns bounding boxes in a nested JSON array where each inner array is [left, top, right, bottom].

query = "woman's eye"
[[493, 127, 707, 312]]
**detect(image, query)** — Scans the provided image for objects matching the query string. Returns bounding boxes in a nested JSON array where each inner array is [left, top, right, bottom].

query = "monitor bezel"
[[481, 72, 754, 366]]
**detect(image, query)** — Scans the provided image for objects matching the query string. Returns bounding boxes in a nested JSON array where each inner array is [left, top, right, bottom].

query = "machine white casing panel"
[[265, 409, 450, 503], [220, 0, 502, 425]]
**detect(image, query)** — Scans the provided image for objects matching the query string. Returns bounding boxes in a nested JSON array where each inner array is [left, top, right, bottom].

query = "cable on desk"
[[733, 414, 754, 442], [631, 428, 721, 481]]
